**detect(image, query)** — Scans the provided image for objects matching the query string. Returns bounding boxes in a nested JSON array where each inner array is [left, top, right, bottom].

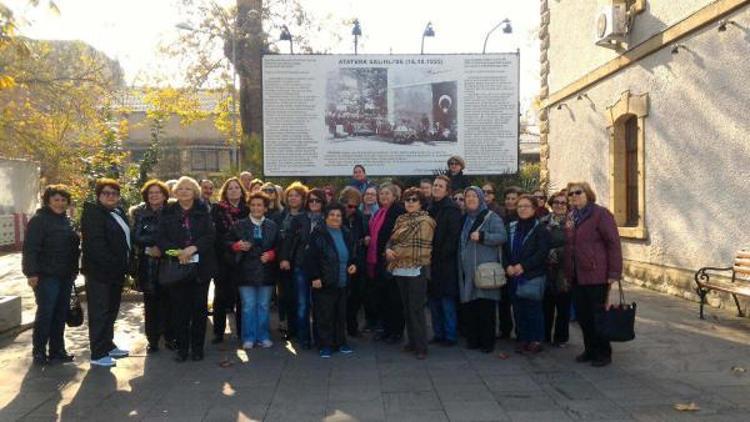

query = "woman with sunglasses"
[[279, 185, 326, 349], [338, 187, 368, 337], [385, 188, 435, 359], [452, 192, 465, 214], [261, 182, 284, 226], [446, 155, 469, 192], [564, 182, 622, 367], [540, 191, 572, 347]]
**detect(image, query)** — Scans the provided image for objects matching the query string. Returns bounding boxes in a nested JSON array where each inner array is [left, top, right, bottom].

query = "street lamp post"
[[352, 19, 362, 55], [280, 25, 293, 54], [421, 22, 435, 55], [482, 18, 512, 54]]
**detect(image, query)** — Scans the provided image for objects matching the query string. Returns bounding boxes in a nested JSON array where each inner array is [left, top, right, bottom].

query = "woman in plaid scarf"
[[385, 187, 436, 359]]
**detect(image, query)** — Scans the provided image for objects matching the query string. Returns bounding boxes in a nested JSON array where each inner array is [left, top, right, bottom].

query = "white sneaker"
[[260, 339, 273, 349], [91, 356, 117, 367], [242, 341, 254, 350], [109, 347, 129, 358]]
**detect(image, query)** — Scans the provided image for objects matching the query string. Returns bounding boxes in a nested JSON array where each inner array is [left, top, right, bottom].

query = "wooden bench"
[[694, 249, 750, 319]]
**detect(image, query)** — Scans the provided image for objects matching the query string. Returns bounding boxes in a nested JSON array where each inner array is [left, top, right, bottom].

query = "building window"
[[606, 90, 648, 239], [191, 150, 219, 172]]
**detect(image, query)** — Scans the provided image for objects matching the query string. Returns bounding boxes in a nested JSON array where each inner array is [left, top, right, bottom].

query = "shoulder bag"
[[66, 285, 84, 327], [473, 211, 506, 289], [594, 279, 636, 342]]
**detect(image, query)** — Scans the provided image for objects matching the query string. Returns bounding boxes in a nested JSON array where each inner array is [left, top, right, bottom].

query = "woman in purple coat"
[[564, 182, 623, 367]]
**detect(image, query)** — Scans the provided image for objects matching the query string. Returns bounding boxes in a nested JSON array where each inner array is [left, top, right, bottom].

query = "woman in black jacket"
[[503, 195, 550, 354], [339, 187, 368, 337], [279, 184, 325, 349], [427, 175, 462, 346], [365, 183, 406, 343], [22, 185, 80, 366], [210, 177, 249, 344], [157, 176, 217, 362], [227, 192, 279, 350], [130, 179, 173, 353], [81, 178, 131, 367], [305, 203, 357, 358]]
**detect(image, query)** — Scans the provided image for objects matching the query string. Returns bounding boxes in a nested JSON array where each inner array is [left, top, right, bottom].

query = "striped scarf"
[[386, 211, 436, 271]]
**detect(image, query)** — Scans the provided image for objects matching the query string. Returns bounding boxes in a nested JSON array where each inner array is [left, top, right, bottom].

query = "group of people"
[[22, 155, 623, 368]]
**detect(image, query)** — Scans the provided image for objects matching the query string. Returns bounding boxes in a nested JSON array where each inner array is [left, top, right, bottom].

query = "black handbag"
[[66, 286, 84, 328], [158, 259, 198, 286], [594, 279, 636, 342]]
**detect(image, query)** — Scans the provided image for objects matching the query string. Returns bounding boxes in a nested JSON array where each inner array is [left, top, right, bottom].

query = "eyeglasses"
[[262, 189, 275, 193], [534, 195, 546, 200], [448, 161, 460, 165], [404, 197, 420, 203], [100, 190, 120, 197], [568, 190, 584, 197], [483, 190, 494, 195], [453, 196, 464, 202], [308, 198, 323, 204], [552, 200, 568, 206]]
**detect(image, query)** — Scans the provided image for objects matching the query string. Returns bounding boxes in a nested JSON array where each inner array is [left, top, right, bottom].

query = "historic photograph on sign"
[[325, 67, 457, 145], [325, 68, 388, 140]]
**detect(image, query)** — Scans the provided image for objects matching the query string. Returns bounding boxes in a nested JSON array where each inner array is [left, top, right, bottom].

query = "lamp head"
[[352, 19, 362, 36], [423, 22, 435, 37], [280, 25, 292, 41], [502, 19, 512, 34]]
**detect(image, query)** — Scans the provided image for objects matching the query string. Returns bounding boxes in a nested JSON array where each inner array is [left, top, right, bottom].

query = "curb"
[[0, 321, 34, 339]]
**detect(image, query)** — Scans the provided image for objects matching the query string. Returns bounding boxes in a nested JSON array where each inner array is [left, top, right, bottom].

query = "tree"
[[0, 38, 124, 188], [168, 0, 345, 172]]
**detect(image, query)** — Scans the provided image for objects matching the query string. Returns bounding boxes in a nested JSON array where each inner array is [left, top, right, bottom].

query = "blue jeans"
[[429, 297, 457, 342], [511, 281, 545, 342], [294, 267, 312, 345], [238, 285, 273, 343], [33, 276, 73, 356]]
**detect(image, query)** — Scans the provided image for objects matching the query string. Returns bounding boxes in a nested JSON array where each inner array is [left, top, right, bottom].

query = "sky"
[[7, 0, 540, 108]]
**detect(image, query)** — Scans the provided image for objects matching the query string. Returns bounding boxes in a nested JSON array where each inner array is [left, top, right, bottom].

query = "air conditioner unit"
[[594, 4, 629, 49]]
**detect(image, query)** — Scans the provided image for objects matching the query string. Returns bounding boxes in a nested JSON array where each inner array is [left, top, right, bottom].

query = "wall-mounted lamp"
[[670, 44, 688, 55], [556, 103, 568, 110], [576, 93, 596, 109], [718, 19, 738, 32]]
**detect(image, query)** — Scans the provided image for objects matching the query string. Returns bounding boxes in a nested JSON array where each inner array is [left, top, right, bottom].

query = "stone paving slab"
[[2, 266, 750, 421]]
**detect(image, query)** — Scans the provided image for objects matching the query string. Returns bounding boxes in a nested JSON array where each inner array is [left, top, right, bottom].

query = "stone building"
[[118, 90, 236, 180], [537, 0, 750, 311]]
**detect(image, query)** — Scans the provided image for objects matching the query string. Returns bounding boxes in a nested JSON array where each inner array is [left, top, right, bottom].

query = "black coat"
[[211, 200, 249, 265], [157, 200, 217, 283], [448, 171, 470, 192], [81, 202, 130, 282], [428, 196, 462, 298], [130, 203, 163, 293], [343, 209, 367, 268], [304, 225, 356, 289], [279, 211, 318, 268], [502, 220, 550, 280], [22, 207, 80, 279], [227, 218, 279, 287], [375, 203, 406, 267]]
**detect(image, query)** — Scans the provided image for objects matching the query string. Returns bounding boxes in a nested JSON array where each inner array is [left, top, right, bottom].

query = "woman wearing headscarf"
[[458, 187, 507, 353]]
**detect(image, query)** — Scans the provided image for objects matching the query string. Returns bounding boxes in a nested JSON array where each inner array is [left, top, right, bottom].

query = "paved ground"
[[1, 251, 750, 421]]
